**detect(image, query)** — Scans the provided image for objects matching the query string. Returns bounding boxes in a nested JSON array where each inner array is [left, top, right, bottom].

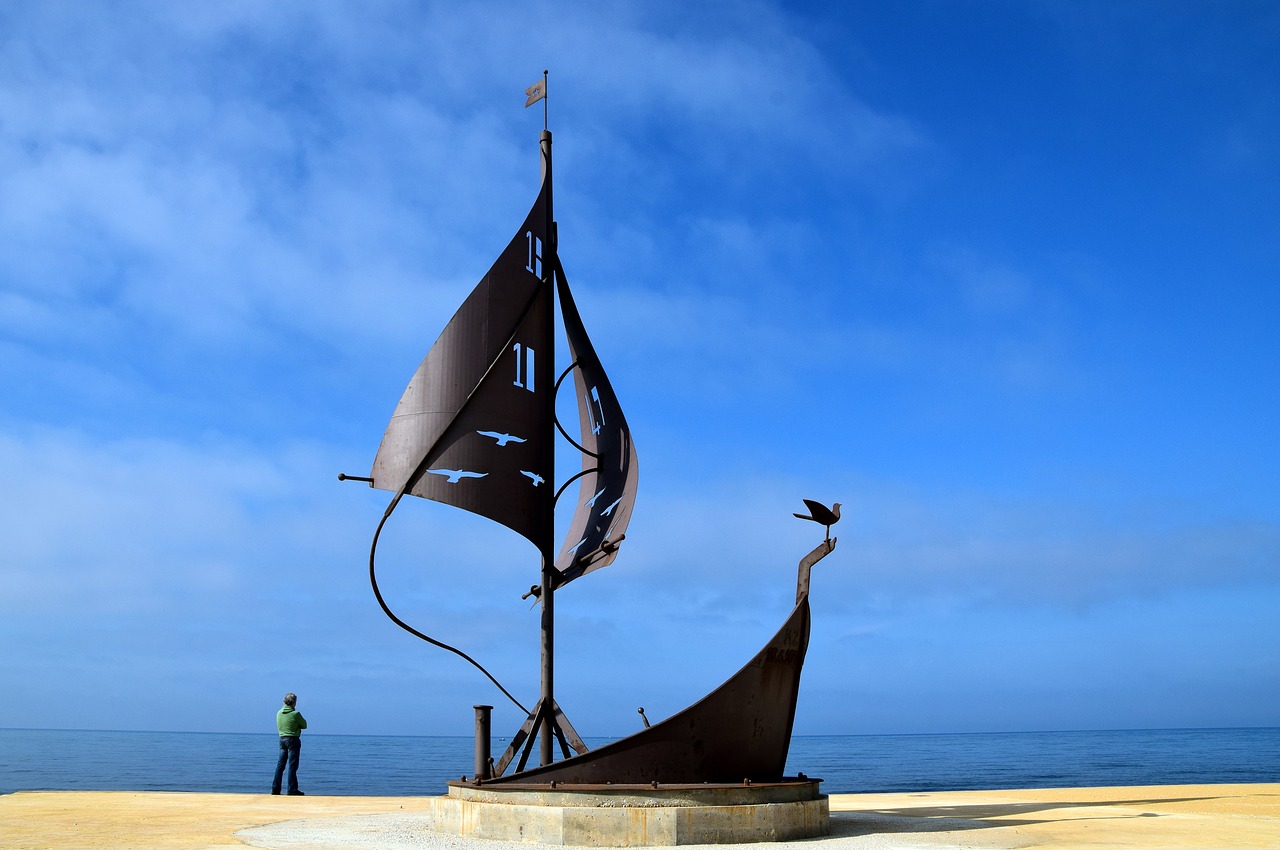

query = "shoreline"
[[3, 783, 1278, 849]]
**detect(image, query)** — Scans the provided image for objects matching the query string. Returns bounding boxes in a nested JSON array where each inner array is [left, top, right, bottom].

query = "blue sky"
[[2, 1, 1277, 740]]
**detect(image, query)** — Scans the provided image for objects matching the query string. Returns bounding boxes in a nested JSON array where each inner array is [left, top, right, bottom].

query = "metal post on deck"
[[474, 704, 493, 780]]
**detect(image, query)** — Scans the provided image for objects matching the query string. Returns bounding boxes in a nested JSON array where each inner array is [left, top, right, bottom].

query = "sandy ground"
[[2, 784, 1278, 849]]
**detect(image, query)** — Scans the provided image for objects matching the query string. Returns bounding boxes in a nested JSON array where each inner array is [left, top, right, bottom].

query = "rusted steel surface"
[[551, 260, 639, 586], [796, 538, 836, 604], [484, 597, 811, 786], [367, 177, 553, 548]]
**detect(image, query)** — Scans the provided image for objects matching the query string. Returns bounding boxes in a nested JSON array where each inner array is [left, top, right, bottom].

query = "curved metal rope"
[[368, 493, 529, 715], [552, 361, 601, 459], [550, 361, 604, 505], [359, 273, 552, 717]]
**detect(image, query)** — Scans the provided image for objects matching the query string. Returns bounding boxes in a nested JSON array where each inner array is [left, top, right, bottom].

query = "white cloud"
[[2, 0, 1276, 738]]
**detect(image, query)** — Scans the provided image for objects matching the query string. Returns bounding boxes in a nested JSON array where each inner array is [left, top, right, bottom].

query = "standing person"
[[270, 692, 307, 795]]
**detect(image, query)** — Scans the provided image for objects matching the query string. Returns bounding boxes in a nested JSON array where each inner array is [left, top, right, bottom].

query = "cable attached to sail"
[[552, 360, 604, 459], [550, 359, 606, 507], [368, 492, 529, 715], [358, 274, 556, 717]]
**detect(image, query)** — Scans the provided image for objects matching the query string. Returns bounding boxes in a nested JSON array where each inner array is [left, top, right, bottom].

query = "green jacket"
[[277, 706, 307, 737]]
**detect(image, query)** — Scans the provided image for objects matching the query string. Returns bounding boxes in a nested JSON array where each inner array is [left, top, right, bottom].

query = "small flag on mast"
[[524, 78, 546, 107]]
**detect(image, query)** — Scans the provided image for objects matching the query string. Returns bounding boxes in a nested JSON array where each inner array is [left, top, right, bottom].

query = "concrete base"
[[7, 785, 1278, 849], [424, 781, 829, 846]]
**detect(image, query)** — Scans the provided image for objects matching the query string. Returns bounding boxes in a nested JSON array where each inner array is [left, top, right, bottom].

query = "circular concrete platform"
[[424, 779, 829, 846]]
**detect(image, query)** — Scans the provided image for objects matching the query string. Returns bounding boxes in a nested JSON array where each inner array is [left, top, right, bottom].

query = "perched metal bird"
[[793, 499, 841, 541]]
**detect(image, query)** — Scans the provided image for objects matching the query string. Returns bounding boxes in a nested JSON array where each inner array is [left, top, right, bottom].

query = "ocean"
[[2, 727, 1277, 797]]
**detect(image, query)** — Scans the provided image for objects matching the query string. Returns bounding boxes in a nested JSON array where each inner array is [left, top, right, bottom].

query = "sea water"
[[2, 727, 1277, 796]]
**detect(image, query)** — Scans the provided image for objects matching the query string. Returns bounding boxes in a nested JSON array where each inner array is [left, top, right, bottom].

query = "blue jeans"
[[271, 735, 302, 794]]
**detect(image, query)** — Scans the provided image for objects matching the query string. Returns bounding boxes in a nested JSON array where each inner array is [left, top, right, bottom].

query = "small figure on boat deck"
[[270, 692, 307, 796]]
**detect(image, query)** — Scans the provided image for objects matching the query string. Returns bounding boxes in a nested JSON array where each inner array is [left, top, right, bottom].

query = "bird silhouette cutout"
[[426, 468, 488, 484], [793, 499, 841, 541], [477, 430, 526, 447]]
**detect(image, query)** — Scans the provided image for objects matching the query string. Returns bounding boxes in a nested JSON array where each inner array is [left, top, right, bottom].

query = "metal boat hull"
[[485, 597, 811, 785]]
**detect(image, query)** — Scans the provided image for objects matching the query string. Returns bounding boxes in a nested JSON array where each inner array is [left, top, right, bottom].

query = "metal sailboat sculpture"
[[346, 120, 829, 786]]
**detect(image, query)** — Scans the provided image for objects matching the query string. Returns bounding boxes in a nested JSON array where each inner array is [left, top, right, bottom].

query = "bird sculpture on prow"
[[794, 499, 841, 542]]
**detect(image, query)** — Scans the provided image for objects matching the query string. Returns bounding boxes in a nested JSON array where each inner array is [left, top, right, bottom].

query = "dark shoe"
[[288, 790, 305, 795], [271, 790, 281, 795]]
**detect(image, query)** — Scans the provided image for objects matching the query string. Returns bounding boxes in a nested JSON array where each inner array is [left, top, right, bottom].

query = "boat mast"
[[538, 127, 556, 767]]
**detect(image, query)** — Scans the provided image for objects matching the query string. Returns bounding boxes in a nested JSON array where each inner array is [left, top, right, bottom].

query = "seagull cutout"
[[477, 430, 526, 447], [584, 487, 607, 508], [426, 469, 488, 484], [600, 496, 623, 517], [521, 470, 544, 487], [793, 499, 841, 541]]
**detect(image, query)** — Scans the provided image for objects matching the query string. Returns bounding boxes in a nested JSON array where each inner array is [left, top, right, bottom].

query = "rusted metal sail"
[[369, 182, 553, 547], [367, 149, 637, 587], [552, 263, 639, 586]]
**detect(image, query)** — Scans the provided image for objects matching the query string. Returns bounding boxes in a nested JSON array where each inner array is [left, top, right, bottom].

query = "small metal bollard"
[[474, 705, 493, 780]]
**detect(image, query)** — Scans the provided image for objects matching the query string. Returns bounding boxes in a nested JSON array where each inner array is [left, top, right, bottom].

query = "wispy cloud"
[[2, 0, 1276, 737]]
